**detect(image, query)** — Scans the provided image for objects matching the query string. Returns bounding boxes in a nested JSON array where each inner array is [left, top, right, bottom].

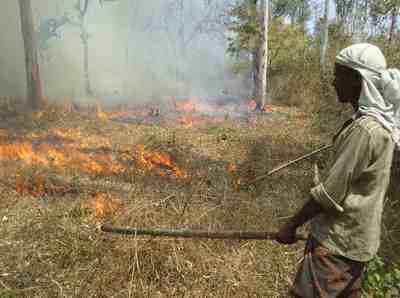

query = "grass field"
[[0, 101, 397, 297]]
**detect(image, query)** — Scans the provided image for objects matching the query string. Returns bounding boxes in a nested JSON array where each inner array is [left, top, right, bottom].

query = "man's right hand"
[[276, 223, 298, 245]]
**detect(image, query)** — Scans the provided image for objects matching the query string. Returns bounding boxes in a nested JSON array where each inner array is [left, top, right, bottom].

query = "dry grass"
[[0, 98, 396, 297]]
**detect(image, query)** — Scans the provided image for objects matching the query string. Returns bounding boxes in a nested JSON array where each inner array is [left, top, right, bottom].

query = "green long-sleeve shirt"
[[310, 115, 394, 262]]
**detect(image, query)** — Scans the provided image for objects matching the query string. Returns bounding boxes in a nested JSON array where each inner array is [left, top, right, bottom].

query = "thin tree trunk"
[[18, 0, 45, 110], [82, 35, 92, 96], [320, 0, 330, 70], [252, 48, 260, 101], [178, 0, 185, 92], [79, 0, 93, 96], [251, 0, 267, 109], [389, 8, 398, 43], [260, 0, 269, 107]]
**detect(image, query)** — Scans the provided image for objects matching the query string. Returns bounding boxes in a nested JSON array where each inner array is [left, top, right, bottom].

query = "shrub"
[[362, 256, 400, 297]]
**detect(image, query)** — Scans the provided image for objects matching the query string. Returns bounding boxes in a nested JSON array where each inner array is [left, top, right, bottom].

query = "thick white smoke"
[[0, 0, 247, 105]]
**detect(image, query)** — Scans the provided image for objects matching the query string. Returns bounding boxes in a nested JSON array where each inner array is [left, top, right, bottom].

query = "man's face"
[[332, 63, 362, 106]]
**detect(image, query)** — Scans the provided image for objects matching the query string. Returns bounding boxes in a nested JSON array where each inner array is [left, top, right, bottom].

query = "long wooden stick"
[[246, 144, 332, 186], [101, 225, 307, 241]]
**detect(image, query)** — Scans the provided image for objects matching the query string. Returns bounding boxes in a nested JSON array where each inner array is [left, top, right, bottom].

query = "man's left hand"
[[276, 223, 298, 245]]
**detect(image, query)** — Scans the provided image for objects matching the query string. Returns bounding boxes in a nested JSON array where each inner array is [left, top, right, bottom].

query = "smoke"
[[0, 0, 246, 105], [0, 1, 26, 98]]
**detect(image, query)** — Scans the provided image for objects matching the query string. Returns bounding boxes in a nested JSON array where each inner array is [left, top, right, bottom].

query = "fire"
[[0, 141, 187, 180], [95, 103, 160, 122], [15, 170, 73, 197], [247, 100, 258, 110], [173, 97, 198, 113], [227, 163, 244, 191], [227, 163, 237, 173], [0, 143, 48, 164], [246, 100, 275, 113], [176, 115, 209, 128], [52, 128, 82, 140], [0, 143, 124, 176], [262, 105, 274, 113], [15, 172, 45, 197], [178, 115, 194, 127], [136, 145, 186, 178], [96, 103, 109, 121], [86, 193, 122, 218]]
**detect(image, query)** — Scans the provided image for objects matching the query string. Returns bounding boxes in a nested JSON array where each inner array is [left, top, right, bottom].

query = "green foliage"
[[370, 38, 400, 67], [268, 20, 312, 74], [70, 175, 82, 192], [0, 291, 17, 298], [362, 256, 400, 297], [371, 0, 400, 16], [227, 1, 262, 57], [227, 3, 313, 71], [272, 0, 311, 24], [226, 0, 316, 104], [230, 59, 252, 75]]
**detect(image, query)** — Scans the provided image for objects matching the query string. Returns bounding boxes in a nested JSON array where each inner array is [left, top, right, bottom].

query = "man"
[[277, 43, 400, 297]]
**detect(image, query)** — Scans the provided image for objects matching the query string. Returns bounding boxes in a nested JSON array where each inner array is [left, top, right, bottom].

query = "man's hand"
[[276, 223, 298, 245], [276, 197, 323, 245]]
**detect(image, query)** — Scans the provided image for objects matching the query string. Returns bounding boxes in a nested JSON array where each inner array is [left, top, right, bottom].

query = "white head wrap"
[[336, 43, 400, 147]]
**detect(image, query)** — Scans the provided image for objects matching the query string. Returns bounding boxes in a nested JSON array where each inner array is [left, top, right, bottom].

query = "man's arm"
[[276, 197, 323, 244]]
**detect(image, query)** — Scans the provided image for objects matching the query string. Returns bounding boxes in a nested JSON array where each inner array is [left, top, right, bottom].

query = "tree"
[[18, 0, 45, 110], [320, 0, 330, 69], [144, 0, 225, 94], [227, 0, 312, 105], [65, 0, 117, 97], [72, 0, 93, 96], [371, 0, 400, 42], [227, 0, 265, 105], [272, 0, 311, 26], [260, 0, 269, 107], [334, 0, 371, 39]]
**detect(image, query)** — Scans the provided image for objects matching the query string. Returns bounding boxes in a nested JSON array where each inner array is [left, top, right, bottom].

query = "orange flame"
[[178, 115, 194, 127], [95, 103, 160, 121], [96, 103, 109, 121], [247, 100, 258, 110], [136, 145, 186, 178], [15, 173, 45, 197], [15, 171, 72, 197], [86, 193, 122, 218], [0, 143, 48, 164], [227, 163, 237, 173], [173, 98, 198, 113], [246, 100, 275, 113], [0, 143, 124, 176], [52, 128, 82, 140]]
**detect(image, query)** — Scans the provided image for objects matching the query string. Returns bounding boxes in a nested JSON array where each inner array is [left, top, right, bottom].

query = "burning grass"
[[0, 99, 397, 297]]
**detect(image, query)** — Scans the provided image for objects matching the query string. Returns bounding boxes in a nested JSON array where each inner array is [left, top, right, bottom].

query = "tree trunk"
[[251, 0, 268, 109], [320, 0, 330, 70], [79, 0, 93, 97], [388, 8, 398, 43], [252, 48, 261, 100], [260, 0, 269, 107], [82, 34, 93, 96], [18, 0, 45, 110]]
